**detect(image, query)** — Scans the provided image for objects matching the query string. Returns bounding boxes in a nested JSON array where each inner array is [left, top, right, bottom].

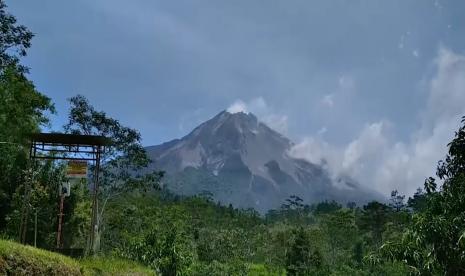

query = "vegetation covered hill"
[[100, 190, 412, 275], [0, 239, 82, 275]]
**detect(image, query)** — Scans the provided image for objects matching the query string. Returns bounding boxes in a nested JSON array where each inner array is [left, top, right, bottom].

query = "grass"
[[248, 263, 285, 275], [80, 257, 155, 276], [0, 239, 83, 275], [0, 239, 155, 276]]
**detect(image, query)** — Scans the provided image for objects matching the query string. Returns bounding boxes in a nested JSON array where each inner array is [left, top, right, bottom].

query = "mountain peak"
[[219, 109, 258, 122], [145, 110, 382, 212]]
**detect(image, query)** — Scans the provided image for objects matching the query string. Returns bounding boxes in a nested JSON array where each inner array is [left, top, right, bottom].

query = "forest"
[[1, 1, 465, 275]]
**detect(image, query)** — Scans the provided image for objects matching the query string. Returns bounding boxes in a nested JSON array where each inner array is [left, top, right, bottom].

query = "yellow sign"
[[67, 161, 87, 178]]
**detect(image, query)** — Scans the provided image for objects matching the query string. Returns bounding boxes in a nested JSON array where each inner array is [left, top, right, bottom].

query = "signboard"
[[60, 182, 71, 197], [66, 161, 87, 178]]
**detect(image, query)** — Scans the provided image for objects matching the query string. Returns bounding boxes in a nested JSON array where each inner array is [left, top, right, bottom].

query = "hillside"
[[0, 239, 154, 276]]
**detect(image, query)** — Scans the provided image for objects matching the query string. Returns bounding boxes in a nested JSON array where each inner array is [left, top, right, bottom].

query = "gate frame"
[[22, 133, 110, 254]]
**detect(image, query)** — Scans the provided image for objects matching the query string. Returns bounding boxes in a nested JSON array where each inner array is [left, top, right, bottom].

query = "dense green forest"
[[1, 1, 465, 275]]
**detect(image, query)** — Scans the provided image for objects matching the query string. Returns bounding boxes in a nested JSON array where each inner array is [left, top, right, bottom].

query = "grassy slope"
[[0, 239, 154, 276], [0, 239, 82, 275]]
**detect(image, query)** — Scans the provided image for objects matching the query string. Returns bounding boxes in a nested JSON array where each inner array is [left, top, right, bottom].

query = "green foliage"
[[0, 67, 54, 142], [100, 189, 416, 275], [64, 95, 163, 193], [358, 201, 390, 247], [0, 1, 54, 241], [248, 263, 285, 276], [352, 240, 364, 266], [389, 190, 406, 212], [379, 116, 465, 275], [0, 67, 54, 232], [407, 188, 428, 212], [314, 200, 342, 215], [0, 239, 83, 275], [266, 195, 314, 225], [0, 239, 155, 276], [64, 95, 163, 252], [197, 228, 250, 263], [64, 180, 92, 249], [118, 223, 195, 275], [5, 162, 62, 246], [321, 209, 357, 265], [0, 0, 34, 72], [285, 227, 323, 275], [189, 260, 249, 276], [105, 193, 262, 275], [80, 257, 155, 275]]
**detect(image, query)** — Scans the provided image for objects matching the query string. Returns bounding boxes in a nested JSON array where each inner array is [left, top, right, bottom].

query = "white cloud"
[[338, 75, 355, 90], [290, 48, 465, 196], [342, 122, 388, 174], [249, 97, 268, 112], [398, 35, 405, 49], [427, 48, 465, 124], [227, 97, 289, 134], [262, 114, 289, 135], [321, 94, 334, 108], [288, 137, 339, 171], [227, 100, 248, 114], [317, 127, 328, 135], [434, 0, 443, 9]]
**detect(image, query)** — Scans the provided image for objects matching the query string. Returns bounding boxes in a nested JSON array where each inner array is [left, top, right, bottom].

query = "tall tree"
[[407, 188, 427, 212], [388, 190, 405, 212], [314, 200, 342, 215], [0, 67, 53, 143], [0, 0, 33, 72], [321, 209, 357, 265], [359, 201, 390, 247], [0, 1, 55, 241], [381, 116, 465, 275], [0, 68, 54, 232], [285, 227, 323, 275], [64, 95, 163, 251]]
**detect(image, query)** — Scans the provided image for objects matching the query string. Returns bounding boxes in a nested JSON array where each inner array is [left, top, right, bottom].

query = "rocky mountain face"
[[145, 111, 381, 213]]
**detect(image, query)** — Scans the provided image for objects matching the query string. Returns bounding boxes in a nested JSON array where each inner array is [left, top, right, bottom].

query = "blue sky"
[[7, 0, 465, 196]]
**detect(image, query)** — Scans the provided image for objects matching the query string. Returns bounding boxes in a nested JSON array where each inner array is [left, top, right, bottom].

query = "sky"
[[7, 0, 465, 196]]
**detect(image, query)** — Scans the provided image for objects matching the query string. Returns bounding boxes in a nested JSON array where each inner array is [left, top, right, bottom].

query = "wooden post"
[[89, 146, 101, 254], [34, 209, 38, 247], [19, 158, 34, 244], [56, 193, 65, 249]]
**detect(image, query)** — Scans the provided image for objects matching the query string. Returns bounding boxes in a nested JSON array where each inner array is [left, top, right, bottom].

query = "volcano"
[[145, 110, 381, 212]]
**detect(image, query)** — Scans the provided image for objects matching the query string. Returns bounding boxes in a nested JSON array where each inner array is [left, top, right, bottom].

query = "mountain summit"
[[145, 111, 380, 212]]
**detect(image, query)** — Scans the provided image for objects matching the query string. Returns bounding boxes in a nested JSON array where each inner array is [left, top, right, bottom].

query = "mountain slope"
[[145, 111, 381, 212]]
